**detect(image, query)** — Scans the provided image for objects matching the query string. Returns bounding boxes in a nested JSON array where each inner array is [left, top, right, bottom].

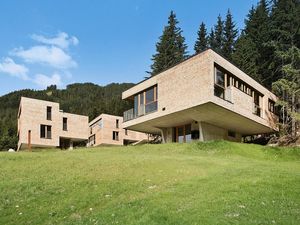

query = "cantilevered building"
[[122, 49, 278, 143], [17, 97, 89, 150]]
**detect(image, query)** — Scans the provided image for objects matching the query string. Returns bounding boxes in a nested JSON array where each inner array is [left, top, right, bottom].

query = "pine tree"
[[267, 0, 300, 86], [232, 34, 260, 81], [208, 28, 217, 49], [214, 15, 224, 53], [194, 22, 208, 53], [233, 0, 271, 86], [222, 9, 238, 60], [151, 11, 188, 76]]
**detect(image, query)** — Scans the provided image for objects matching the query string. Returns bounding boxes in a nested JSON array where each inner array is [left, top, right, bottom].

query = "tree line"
[[150, 0, 300, 137]]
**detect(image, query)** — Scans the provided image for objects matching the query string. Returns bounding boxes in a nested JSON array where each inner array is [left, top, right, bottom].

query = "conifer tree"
[[151, 11, 188, 76], [194, 22, 208, 53], [208, 28, 217, 49], [222, 9, 238, 60], [232, 34, 260, 81], [214, 15, 224, 53]]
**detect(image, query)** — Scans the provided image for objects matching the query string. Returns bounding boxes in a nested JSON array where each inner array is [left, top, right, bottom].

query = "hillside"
[[0, 83, 134, 150], [0, 141, 299, 224]]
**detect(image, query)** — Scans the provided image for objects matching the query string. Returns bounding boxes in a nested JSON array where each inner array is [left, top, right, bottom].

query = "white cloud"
[[0, 57, 29, 80], [31, 32, 79, 49], [12, 45, 77, 69], [33, 72, 62, 88]]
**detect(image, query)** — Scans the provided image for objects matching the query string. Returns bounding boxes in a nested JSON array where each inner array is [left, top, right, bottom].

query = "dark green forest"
[[0, 83, 134, 150]]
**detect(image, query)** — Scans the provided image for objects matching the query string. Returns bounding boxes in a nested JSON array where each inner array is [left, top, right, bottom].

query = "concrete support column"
[[160, 128, 167, 144], [198, 122, 204, 141]]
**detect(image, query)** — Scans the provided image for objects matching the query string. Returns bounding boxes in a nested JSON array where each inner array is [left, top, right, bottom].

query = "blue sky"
[[0, 0, 259, 96]]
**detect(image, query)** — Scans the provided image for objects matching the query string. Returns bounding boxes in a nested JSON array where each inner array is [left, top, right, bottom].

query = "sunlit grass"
[[0, 141, 299, 224]]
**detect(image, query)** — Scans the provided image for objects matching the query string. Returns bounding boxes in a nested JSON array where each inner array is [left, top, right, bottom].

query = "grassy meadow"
[[0, 141, 300, 225]]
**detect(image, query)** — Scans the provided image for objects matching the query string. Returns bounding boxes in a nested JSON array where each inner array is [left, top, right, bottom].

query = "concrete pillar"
[[69, 140, 74, 150], [160, 128, 167, 144], [198, 122, 204, 141]]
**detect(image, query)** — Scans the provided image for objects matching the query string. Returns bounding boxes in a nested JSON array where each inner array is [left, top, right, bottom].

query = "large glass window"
[[185, 124, 192, 143], [146, 88, 155, 104], [177, 126, 184, 143], [174, 124, 192, 143]]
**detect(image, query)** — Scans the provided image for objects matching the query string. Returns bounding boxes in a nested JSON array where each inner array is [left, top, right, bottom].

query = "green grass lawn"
[[0, 141, 300, 225]]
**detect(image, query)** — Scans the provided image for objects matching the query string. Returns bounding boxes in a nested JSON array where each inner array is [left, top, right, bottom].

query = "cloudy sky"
[[0, 0, 258, 96]]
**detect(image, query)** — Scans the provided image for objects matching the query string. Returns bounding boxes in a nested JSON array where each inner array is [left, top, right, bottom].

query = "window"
[[146, 88, 155, 104], [215, 69, 225, 87], [253, 92, 261, 117], [63, 117, 68, 131], [228, 131, 236, 138], [113, 131, 119, 141], [268, 99, 275, 113], [214, 85, 225, 99], [47, 106, 52, 120], [40, 125, 51, 139], [116, 119, 119, 128], [125, 129, 128, 135], [173, 124, 192, 143], [214, 68, 225, 99], [140, 92, 144, 105], [90, 127, 93, 135]]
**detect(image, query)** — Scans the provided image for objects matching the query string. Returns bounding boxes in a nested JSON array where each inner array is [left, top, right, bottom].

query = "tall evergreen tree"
[[208, 28, 217, 49], [222, 9, 238, 60], [267, 0, 300, 86], [233, 1, 271, 86], [232, 33, 260, 82], [214, 15, 224, 53], [151, 11, 188, 76], [194, 22, 208, 53]]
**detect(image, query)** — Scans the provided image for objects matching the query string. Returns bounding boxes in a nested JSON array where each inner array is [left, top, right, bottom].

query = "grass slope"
[[0, 141, 299, 225]]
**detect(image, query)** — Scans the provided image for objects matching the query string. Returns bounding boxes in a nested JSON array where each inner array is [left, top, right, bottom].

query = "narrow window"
[[116, 119, 119, 128], [113, 131, 119, 141], [268, 99, 275, 113], [47, 106, 52, 120], [125, 129, 128, 135], [63, 117, 68, 131], [46, 126, 52, 139], [214, 68, 225, 99], [40, 125, 46, 138]]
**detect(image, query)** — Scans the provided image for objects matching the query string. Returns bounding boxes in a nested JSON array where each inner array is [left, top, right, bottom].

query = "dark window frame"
[[63, 117, 68, 131], [47, 106, 52, 120], [113, 131, 119, 141]]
